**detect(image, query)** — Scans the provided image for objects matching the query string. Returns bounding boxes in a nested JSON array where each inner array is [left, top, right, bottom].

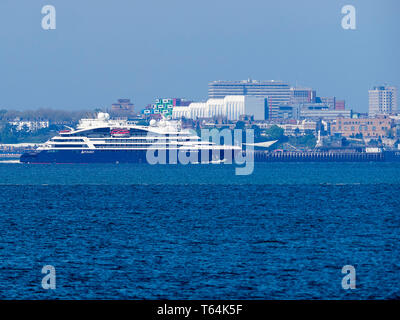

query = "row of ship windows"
[[52, 139, 193, 144], [100, 139, 193, 143], [51, 139, 85, 142], [52, 144, 87, 148], [94, 143, 192, 148], [51, 143, 195, 148], [63, 131, 149, 137], [47, 150, 148, 153], [55, 137, 194, 142], [49, 150, 195, 153]]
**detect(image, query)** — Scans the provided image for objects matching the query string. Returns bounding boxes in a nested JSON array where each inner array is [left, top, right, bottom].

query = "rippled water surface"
[[0, 162, 399, 299]]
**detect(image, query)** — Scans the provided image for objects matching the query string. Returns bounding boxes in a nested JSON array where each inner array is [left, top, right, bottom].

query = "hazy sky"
[[0, 0, 399, 112]]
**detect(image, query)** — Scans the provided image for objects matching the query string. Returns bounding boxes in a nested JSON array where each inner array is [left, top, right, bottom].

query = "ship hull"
[[21, 149, 400, 164], [20, 149, 235, 164]]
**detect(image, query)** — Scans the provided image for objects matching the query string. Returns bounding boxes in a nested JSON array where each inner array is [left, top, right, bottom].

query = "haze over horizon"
[[0, 0, 399, 112]]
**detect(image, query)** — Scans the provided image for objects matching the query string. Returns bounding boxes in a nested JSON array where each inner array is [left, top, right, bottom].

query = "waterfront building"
[[0, 143, 40, 153], [279, 120, 317, 136], [142, 98, 193, 118], [256, 120, 317, 136], [142, 98, 175, 118], [335, 100, 346, 110], [351, 112, 369, 119], [8, 120, 49, 132], [111, 99, 135, 115], [300, 104, 351, 121], [172, 95, 266, 121], [172, 98, 192, 107], [369, 85, 397, 116], [276, 104, 301, 120], [290, 87, 316, 104], [319, 97, 336, 110], [331, 115, 393, 138], [208, 79, 290, 119]]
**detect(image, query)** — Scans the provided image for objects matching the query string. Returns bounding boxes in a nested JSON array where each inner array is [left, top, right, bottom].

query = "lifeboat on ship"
[[111, 128, 130, 137]]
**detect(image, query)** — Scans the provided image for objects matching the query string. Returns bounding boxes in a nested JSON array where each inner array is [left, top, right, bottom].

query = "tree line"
[[0, 108, 96, 144], [0, 108, 95, 123]]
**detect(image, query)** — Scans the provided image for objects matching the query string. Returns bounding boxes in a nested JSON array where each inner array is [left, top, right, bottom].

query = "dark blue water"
[[0, 162, 399, 299]]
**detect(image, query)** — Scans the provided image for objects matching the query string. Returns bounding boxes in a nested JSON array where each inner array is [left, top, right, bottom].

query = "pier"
[[251, 151, 387, 162]]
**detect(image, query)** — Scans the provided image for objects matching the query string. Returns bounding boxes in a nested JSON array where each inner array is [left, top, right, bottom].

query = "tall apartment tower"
[[369, 86, 397, 116], [208, 79, 290, 119]]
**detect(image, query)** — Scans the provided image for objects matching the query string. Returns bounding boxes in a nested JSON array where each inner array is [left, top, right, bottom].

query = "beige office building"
[[369, 86, 397, 116]]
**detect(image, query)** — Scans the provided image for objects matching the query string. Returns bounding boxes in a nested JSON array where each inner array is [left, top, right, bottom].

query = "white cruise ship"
[[20, 113, 241, 164]]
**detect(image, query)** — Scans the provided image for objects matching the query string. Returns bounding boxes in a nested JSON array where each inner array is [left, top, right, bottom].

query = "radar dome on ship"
[[149, 119, 157, 126], [97, 112, 110, 120]]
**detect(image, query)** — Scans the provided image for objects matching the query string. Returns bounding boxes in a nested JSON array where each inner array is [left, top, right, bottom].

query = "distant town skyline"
[[0, 0, 399, 112]]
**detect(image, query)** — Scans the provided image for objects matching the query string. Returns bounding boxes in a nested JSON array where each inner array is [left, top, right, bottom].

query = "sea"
[[0, 161, 399, 299]]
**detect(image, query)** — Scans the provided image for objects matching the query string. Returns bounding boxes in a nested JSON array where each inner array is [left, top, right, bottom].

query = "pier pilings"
[[251, 151, 386, 162]]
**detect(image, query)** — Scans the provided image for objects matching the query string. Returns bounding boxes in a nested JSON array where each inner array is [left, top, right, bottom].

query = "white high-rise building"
[[369, 86, 397, 116], [172, 96, 266, 121]]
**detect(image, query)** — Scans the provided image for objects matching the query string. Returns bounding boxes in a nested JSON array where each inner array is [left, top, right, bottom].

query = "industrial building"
[[172, 95, 267, 121]]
